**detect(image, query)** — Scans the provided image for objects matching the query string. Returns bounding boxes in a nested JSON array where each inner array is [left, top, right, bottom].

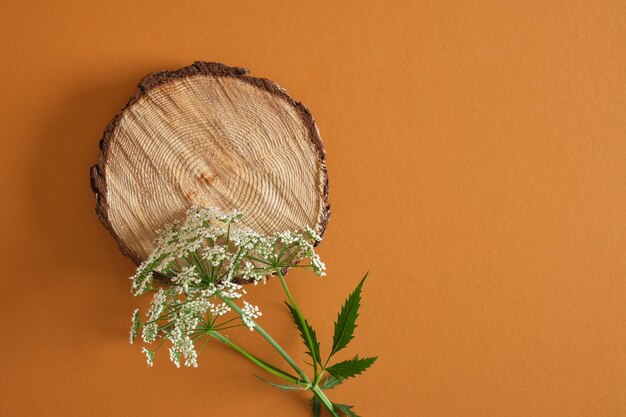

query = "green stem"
[[313, 386, 339, 417], [217, 294, 310, 384], [276, 269, 319, 377], [313, 370, 325, 388], [209, 331, 304, 386], [216, 293, 341, 417]]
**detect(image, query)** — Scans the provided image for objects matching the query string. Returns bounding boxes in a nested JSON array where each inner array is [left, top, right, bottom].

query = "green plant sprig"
[[129, 206, 377, 416]]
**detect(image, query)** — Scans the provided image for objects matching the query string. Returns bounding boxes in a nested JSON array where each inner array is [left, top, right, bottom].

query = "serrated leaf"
[[335, 403, 360, 417], [329, 274, 368, 359], [311, 396, 321, 417], [254, 375, 303, 391], [326, 356, 377, 380], [285, 302, 321, 364], [320, 375, 344, 390]]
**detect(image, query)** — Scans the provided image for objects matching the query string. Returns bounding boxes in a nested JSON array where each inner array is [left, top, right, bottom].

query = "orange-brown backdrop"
[[1, 1, 625, 416]]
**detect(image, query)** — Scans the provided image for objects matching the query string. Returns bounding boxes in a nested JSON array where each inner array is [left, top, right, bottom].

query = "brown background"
[[1, 1, 625, 416]]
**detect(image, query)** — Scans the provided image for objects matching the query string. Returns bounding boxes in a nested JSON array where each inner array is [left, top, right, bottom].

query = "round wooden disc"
[[91, 62, 330, 264]]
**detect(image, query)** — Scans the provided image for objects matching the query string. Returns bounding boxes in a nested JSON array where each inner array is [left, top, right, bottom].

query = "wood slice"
[[90, 61, 330, 266]]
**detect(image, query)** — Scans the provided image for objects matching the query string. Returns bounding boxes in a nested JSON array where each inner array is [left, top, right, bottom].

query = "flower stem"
[[217, 294, 310, 384], [313, 386, 339, 417], [209, 331, 304, 386], [217, 294, 339, 417], [275, 269, 319, 377]]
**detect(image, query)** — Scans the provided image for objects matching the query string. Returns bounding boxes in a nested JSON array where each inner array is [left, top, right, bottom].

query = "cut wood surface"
[[91, 61, 330, 265]]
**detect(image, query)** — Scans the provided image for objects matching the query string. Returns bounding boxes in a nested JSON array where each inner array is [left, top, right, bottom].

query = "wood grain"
[[91, 62, 330, 265]]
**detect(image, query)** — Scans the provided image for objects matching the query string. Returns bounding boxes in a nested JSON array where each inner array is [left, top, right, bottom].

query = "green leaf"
[[335, 403, 360, 417], [285, 302, 321, 364], [320, 375, 344, 390], [254, 375, 303, 391], [329, 274, 368, 359], [311, 396, 321, 417], [326, 356, 377, 380]]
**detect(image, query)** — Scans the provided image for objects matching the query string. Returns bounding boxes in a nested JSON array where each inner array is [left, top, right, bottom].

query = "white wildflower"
[[130, 265, 153, 295], [172, 266, 201, 292], [129, 205, 328, 370], [305, 226, 322, 242], [142, 347, 155, 367], [241, 261, 260, 283], [217, 209, 243, 224], [154, 219, 180, 247], [169, 346, 181, 368], [310, 253, 326, 276], [203, 246, 227, 267], [209, 302, 231, 316], [201, 284, 218, 298], [155, 253, 176, 273], [253, 235, 278, 259], [229, 227, 260, 248], [142, 322, 158, 343], [173, 307, 200, 333], [181, 336, 198, 367], [130, 309, 141, 344], [218, 281, 244, 299], [241, 301, 262, 331], [168, 334, 198, 368], [146, 288, 167, 321], [278, 230, 300, 245]]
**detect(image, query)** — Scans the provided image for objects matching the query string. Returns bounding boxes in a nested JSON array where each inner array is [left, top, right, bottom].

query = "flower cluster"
[[241, 301, 263, 331], [130, 206, 325, 367]]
